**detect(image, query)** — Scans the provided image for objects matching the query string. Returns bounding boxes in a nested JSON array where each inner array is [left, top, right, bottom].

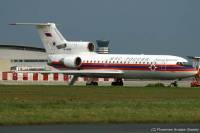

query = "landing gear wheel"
[[111, 78, 124, 86], [86, 81, 98, 86], [170, 81, 178, 87], [111, 82, 123, 86]]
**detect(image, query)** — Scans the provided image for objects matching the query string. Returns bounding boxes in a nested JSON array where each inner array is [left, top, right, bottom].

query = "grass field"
[[0, 85, 200, 125]]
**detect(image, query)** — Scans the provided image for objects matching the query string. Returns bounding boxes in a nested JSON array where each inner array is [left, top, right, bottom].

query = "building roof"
[[0, 44, 46, 52]]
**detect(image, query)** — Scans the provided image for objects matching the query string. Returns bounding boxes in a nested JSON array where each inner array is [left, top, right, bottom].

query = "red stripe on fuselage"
[[80, 67, 195, 72], [50, 62, 196, 72]]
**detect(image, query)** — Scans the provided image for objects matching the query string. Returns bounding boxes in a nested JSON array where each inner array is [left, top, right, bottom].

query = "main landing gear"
[[169, 81, 178, 87], [86, 81, 98, 86], [86, 78, 98, 86], [111, 78, 124, 86]]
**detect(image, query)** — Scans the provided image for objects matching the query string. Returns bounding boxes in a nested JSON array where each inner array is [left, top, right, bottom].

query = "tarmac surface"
[[0, 79, 193, 87], [1, 124, 200, 133]]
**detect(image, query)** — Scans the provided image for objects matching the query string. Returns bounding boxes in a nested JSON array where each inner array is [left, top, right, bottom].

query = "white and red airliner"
[[10, 23, 198, 86]]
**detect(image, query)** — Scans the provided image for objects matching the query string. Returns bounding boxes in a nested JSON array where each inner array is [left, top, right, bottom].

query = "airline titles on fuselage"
[[108, 56, 178, 64]]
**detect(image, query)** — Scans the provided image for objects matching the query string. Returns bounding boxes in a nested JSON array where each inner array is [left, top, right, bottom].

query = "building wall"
[[0, 48, 47, 70], [0, 59, 11, 71]]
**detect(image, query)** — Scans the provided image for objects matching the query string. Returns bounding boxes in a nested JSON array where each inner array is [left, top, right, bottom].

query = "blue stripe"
[[51, 63, 194, 70], [81, 64, 194, 70]]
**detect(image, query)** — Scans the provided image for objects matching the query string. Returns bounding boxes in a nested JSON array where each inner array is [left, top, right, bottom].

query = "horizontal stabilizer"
[[9, 23, 52, 26], [9, 22, 67, 54]]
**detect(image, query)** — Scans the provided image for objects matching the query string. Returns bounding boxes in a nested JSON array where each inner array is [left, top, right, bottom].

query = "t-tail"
[[10, 23, 67, 54], [10, 23, 95, 54]]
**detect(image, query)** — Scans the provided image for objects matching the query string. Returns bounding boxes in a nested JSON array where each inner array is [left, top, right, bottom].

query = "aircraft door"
[[161, 60, 166, 71]]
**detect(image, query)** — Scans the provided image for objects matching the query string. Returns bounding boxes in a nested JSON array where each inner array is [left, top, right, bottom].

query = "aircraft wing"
[[14, 69, 124, 78]]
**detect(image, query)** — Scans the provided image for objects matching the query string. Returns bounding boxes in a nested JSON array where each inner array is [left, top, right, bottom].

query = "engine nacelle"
[[63, 42, 95, 53], [61, 56, 82, 68], [87, 42, 95, 52]]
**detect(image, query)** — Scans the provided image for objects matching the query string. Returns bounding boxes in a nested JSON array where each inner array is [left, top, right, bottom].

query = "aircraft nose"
[[195, 69, 200, 77], [194, 70, 198, 75], [184, 66, 198, 77]]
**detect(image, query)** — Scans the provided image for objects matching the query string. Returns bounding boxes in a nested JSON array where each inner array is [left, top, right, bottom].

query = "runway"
[[1, 124, 200, 133]]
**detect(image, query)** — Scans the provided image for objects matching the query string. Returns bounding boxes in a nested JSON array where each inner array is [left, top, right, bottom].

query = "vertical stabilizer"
[[10, 23, 67, 54]]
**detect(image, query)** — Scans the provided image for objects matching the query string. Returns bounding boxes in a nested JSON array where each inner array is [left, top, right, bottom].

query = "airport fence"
[[0, 71, 114, 83]]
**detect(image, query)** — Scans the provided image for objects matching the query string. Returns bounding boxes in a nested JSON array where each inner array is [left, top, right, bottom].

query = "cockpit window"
[[176, 62, 182, 65], [177, 62, 192, 66]]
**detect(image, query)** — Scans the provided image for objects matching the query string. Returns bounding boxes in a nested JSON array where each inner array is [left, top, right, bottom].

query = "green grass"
[[0, 85, 200, 125]]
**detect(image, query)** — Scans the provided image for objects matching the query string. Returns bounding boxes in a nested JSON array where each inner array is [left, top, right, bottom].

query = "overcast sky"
[[0, 0, 200, 57]]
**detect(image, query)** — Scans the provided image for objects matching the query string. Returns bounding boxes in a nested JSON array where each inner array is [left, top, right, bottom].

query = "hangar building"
[[0, 44, 48, 71], [0, 41, 109, 71], [0, 43, 114, 83]]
